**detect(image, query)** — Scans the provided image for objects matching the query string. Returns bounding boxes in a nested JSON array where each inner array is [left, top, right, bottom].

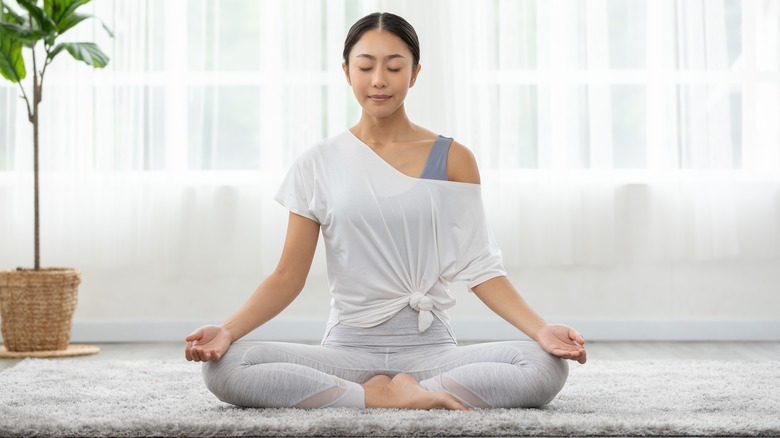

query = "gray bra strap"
[[419, 135, 453, 181]]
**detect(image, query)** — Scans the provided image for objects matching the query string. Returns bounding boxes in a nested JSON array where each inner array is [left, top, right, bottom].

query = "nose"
[[371, 68, 387, 88]]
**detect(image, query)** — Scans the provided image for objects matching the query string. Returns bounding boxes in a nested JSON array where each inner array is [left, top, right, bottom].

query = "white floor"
[[2, 341, 780, 372]]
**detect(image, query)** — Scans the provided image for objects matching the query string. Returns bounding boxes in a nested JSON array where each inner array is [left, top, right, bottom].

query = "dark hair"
[[343, 12, 420, 70]]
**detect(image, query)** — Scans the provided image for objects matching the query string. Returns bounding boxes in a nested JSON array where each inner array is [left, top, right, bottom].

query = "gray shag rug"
[[0, 358, 778, 437]]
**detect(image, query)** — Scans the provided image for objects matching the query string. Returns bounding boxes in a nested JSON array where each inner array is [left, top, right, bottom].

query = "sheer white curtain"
[[436, 0, 780, 267], [1, 0, 778, 320]]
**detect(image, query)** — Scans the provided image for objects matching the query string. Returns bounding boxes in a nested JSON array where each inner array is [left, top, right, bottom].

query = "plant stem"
[[18, 82, 33, 120], [32, 44, 40, 271]]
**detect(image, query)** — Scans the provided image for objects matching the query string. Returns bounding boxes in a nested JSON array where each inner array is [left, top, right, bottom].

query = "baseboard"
[[2, 318, 778, 343]]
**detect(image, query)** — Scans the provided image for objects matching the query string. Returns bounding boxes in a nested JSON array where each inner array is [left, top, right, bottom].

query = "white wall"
[[63, 263, 780, 342]]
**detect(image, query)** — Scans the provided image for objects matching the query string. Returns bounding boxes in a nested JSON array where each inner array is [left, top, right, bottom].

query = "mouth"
[[370, 95, 391, 102]]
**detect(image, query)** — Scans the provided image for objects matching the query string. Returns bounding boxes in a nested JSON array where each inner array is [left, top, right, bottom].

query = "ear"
[[410, 64, 421, 87], [342, 62, 352, 86]]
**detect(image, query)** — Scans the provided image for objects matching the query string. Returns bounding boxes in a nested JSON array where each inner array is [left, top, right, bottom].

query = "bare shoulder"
[[447, 140, 481, 184]]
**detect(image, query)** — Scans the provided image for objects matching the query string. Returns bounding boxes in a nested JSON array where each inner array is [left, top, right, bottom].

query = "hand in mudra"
[[185, 325, 232, 362], [536, 324, 587, 364]]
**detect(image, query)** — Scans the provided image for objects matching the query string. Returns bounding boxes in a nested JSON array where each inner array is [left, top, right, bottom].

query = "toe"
[[440, 393, 470, 411]]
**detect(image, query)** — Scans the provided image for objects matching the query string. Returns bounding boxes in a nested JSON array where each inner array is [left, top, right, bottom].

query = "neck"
[[351, 105, 417, 144]]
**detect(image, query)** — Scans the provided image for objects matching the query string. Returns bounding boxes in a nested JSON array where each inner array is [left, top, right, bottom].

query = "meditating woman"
[[185, 11, 586, 410]]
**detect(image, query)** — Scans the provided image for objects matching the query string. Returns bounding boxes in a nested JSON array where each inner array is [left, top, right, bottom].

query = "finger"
[[553, 345, 586, 362], [185, 329, 203, 342], [567, 339, 585, 354], [568, 328, 582, 344], [557, 346, 585, 361], [551, 342, 579, 353], [190, 346, 202, 362], [207, 348, 221, 362], [550, 347, 578, 359], [185, 341, 193, 361]]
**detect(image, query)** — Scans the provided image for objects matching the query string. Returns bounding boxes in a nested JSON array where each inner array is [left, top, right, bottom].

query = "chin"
[[367, 111, 396, 119], [366, 103, 402, 115]]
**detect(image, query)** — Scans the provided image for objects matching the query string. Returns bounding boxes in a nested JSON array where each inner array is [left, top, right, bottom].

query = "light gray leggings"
[[202, 306, 568, 409]]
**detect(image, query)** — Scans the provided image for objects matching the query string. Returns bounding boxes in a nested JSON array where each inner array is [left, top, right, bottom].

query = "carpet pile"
[[0, 358, 778, 437]]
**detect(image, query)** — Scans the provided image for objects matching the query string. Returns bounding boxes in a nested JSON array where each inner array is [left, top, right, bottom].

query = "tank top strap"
[[419, 135, 453, 181]]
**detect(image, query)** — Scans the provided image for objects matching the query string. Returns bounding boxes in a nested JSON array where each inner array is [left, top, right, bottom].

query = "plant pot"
[[0, 268, 80, 352]]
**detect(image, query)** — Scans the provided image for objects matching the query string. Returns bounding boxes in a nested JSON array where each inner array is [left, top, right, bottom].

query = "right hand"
[[185, 325, 232, 362]]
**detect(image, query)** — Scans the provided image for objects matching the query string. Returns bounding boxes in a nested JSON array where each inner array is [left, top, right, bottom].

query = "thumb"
[[185, 328, 203, 342], [568, 328, 583, 345]]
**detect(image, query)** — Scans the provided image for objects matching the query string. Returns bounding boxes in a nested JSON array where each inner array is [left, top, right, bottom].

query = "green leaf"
[[0, 21, 46, 45], [3, 5, 27, 25], [44, 0, 112, 38], [17, 0, 55, 32], [47, 0, 90, 23], [50, 42, 108, 67], [98, 16, 112, 38], [0, 27, 26, 82], [55, 10, 86, 33]]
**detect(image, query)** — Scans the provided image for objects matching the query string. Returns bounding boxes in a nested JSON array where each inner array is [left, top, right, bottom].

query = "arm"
[[472, 276, 587, 364], [185, 212, 320, 361], [448, 141, 586, 363], [221, 211, 320, 341]]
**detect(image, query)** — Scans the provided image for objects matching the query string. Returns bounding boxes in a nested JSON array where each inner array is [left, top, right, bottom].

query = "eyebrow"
[[355, 54, 406, 61]]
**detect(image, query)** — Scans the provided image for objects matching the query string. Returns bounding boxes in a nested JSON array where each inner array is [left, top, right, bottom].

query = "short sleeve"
[[274, 161, 320, 223], [438, 188, 507, 290]]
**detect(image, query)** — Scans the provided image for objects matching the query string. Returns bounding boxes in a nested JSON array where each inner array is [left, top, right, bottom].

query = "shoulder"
[[292, 132, 348, 168], [446, 140, 481, 185]]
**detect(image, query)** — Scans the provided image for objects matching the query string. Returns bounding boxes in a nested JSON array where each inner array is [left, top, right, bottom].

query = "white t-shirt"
[[274, 130, 507, 340]]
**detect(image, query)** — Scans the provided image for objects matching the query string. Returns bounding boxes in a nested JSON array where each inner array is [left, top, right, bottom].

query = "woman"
[[185, 12, 586, 411]]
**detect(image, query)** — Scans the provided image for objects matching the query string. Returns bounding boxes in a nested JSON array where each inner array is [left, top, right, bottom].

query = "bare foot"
[[362, 373, 470, 410], [363, 374, 392, 388]]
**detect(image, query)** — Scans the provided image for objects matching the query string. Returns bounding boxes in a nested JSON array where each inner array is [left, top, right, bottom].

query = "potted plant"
[[0, 0, 111, 353]]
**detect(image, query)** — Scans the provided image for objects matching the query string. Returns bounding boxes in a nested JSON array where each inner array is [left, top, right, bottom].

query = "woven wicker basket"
[[0, 268, 81, 352]]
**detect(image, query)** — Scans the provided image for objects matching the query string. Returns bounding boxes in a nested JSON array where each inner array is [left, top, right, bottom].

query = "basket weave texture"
[[0, 268, 80, 352]]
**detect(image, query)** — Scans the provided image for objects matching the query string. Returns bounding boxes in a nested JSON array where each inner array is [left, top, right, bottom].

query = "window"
[[1, 0, 777, 176]]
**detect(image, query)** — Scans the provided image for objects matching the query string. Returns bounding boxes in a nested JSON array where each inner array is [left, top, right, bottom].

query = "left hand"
[[536, 324, 587, 364]]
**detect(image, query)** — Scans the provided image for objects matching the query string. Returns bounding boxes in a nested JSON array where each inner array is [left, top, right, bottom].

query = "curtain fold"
[[1, 0, 778, 281]]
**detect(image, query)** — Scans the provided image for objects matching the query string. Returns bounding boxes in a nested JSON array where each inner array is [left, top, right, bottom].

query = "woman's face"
[[342, 29, 421, 119]]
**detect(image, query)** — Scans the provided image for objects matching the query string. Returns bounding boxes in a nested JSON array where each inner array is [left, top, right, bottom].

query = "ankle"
[[361, 382, 393, 408]]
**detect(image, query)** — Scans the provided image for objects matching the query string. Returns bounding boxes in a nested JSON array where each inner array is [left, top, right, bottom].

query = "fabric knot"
[[409, 292, 434, 332], [409, 292, 433, 312]]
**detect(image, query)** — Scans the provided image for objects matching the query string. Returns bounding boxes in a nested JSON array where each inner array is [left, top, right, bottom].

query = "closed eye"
[[359, 68, 402, 72]]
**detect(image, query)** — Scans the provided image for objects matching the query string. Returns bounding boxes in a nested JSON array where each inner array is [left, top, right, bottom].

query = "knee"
[[526, 353, 568, 407], [201, 358, 236, 405], [201, 347, 259, 407], [481, 342, 570, 409], [200, 343, 296, 408], [501, 342, 569, 408]]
